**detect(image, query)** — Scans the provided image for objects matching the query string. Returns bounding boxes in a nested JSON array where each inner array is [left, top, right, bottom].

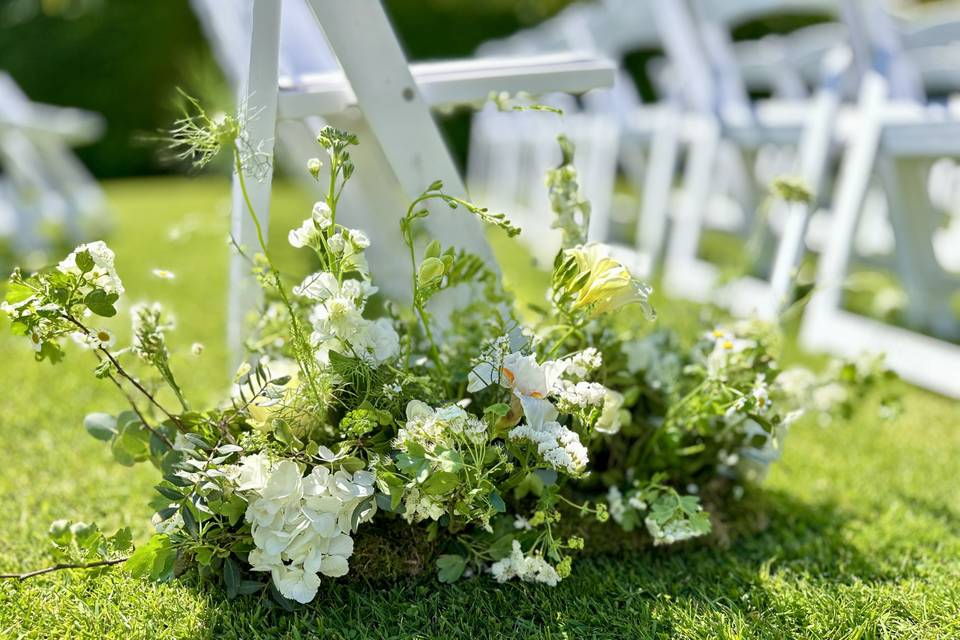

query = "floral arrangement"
[[0, 109, 888, 604]]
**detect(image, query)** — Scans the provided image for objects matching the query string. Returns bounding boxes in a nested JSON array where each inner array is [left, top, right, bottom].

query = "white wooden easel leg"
[[305, 0, 493, 265], [228, 0, 281, 363]]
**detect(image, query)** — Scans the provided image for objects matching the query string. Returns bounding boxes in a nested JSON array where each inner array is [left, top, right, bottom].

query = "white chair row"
[[468, 0, 960, 397]]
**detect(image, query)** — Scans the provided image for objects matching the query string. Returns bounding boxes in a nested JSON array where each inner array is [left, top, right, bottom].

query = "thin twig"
[[0, 557, 128, 581], [59, 312, 183, 430]]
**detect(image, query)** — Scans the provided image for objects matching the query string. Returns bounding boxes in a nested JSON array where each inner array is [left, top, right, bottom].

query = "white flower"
[[489, 540, 560, 586], [57, 241, 124, 295], [191, 342, 204, 356], [294, 273, 378, 304], [233, 456, 376, 604], [151, 268, 176, 280], [271, 564, 322, 604], [562, 348, 602, 380], [347, 229, 370, 249], [311, 202, 332, 229], [87, 328, 115, 350], [595, 388, 625, 435], [402, 487, 446, 523], [395, 400, 488, 452], [288, 218, 319, 249], [327, 233, 345, 254], [509, 420, 588, 475], [555, 380, 606, 409], [606, 486, 626, 524], [231, 453, 274, 492], [468, 350, 563, 428], [352, 318, 400, 365]]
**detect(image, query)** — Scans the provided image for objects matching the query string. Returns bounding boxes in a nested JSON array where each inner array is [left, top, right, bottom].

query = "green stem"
[[233, 150, 323, 405]]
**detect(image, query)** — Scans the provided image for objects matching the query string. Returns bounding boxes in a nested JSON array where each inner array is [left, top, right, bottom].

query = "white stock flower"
[[288, 218, 319, 249], [57, 241, 124, 295], [311, 202, 333, 229]]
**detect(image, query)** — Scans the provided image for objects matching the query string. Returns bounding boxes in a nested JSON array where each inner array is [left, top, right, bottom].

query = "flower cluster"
[[1, 121, 892, 604]]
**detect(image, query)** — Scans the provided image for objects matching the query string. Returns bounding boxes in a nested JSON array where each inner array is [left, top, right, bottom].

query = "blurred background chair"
[[0, 73, 106, 259]]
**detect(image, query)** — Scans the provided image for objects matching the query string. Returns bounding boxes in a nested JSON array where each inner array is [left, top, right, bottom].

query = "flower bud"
[[417, 257, 445, 286], [307, 157, 322, 179], [424, 239, 441, 259]]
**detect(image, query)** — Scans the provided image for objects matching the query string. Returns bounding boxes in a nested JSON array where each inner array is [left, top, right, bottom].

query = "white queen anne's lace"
[[489, 540, 560, 586], [508, 420, 588, 475]]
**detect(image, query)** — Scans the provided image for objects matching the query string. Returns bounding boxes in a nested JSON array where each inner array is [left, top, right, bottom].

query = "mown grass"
[[1, 177, 959, 639]]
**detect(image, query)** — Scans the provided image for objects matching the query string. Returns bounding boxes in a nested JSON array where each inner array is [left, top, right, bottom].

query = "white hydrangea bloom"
[[229, 456, 376, 604], [489, 540, 560, 586], [57, 241, 124, 295], [509, 420, 588, 475]]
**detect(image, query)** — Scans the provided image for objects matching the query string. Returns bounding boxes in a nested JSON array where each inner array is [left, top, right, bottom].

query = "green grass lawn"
[[1, 177, 959, 639]]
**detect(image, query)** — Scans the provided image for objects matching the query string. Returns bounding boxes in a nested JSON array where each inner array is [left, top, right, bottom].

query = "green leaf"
[[75, 250, 95, 273], [489, 490, 506, 513], [218, 495, 247, 526], [421, 470, 459, 496], [436, 449, 463, 473], [223, 558, 240, 600], [48, 519, 72, 546], [483, 403, 510, 419], [84, 412, 117, 442], [4, 281, 34, 305], [237, 580, 263, 595], [84, 289, 119, 318], [155, 485, 184, 501], [127, 534, 176, 582], [110, 527, 133, 554], [436, 554, 467, 584]]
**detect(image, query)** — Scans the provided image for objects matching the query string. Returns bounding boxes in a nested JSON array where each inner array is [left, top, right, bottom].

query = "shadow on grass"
[[173, 488, 910, 639]]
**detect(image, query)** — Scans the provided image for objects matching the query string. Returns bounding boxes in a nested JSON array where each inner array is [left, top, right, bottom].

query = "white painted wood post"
[[228, 0, 282, 362]]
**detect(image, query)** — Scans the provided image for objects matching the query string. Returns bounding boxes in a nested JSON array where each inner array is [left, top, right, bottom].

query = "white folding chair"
[[0, 73, 106, 253], [796, 0, 960, 397], [193, 0, 615, 355]]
